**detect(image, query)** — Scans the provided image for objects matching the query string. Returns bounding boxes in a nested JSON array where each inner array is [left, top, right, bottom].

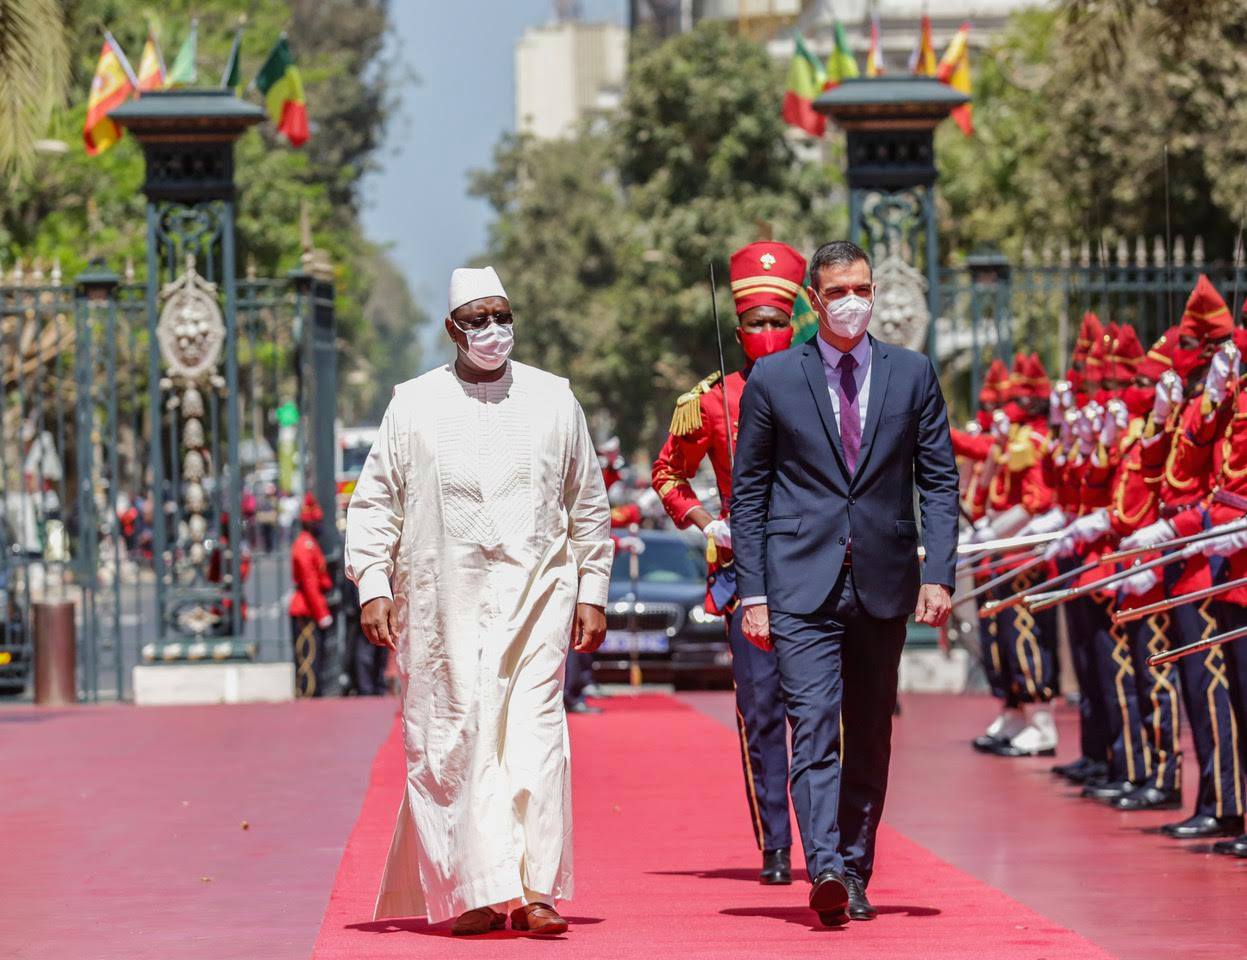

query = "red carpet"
[[312, 694, 1111, 959]]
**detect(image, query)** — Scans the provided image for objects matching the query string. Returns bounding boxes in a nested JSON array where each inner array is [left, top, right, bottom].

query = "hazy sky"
[[361, 0, 625, 369]]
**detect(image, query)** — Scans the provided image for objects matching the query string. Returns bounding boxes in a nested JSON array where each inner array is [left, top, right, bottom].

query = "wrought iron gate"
[[0, 252, 336, 701]]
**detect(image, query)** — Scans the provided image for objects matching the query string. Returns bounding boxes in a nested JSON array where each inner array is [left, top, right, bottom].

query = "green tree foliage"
[[471, 23, 842, 451], [0, 0, 69, 175], [1, 0, 426, 413], [938, 4, 1247, 261]]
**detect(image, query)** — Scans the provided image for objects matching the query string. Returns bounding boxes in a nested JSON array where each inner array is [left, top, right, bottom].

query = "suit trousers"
[[726, 604, 792, 852], [769, 565, 907, 886]]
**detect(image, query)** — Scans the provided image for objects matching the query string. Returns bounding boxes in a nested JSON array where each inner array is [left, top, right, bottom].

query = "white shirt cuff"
[[577, 572, 611, 608], [357, 566, 393, 606], [740, 595, 767, 607]]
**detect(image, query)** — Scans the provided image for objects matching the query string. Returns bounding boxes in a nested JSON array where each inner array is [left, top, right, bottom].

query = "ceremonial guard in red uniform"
[[290, 492, 335, 698], [651, 241, 806, 885], [1119, 277, 1244, 839]]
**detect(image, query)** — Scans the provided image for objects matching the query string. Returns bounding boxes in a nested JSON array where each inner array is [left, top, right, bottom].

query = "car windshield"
[[611, 538, 705, 584], [341, 445, 372, 475]]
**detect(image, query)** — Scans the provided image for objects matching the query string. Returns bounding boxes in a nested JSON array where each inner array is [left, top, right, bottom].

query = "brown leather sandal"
[[509, 902, 569, 935], [451, 907, 506, 936]]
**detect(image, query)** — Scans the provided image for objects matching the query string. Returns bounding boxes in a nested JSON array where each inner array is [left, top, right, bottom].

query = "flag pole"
[[104, 30, 140, 90]]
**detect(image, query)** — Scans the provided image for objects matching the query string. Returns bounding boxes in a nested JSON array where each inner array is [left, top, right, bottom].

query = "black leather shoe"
[[809, 870, 849, 926], [845, 876, 877, 921], [1114, 787, 1182, 811], [1211, 834, 1247, 856], [972, 733, 1005, 753], [1081, 780, 1137, 802], [1051, 757, 1092, 780], [1161, 814, 1245, 839], [1063, 759, 1109, 784], [760, 848, 792, 885]]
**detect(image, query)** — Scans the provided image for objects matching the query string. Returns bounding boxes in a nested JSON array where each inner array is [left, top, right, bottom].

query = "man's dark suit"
[[731, 334, 958, 886]]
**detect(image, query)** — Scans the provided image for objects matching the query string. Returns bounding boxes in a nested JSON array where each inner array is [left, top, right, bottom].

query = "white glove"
[[1017, 507, 1067, 538], [1204, 342, 1240, 406], [964, 420, 983, 436], [1100, 399, 1129, 446], [1060, 407, 1078, 445], [1119, 568, 1159, 596], [1120, 519, 1175, 551], [704, 518, 732, 549], [317, 615, 334, 630], [1198, 527, 1247, 558], [970, 517, 996, 544], [1069, 508, 1112, 544], [1154, 370, 1182, 421], [990, 409, 1010, 443], [1073, 403, 1102, 446], [1044, 531, 1078, 560]]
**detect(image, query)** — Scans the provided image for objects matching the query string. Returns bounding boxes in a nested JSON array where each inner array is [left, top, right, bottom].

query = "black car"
[[591, 529, 732, 688]]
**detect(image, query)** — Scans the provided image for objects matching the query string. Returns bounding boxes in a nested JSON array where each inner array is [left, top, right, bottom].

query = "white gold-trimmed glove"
[[1120, 519, 1175, 551]]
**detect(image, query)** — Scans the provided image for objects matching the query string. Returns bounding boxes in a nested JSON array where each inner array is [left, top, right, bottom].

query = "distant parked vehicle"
[[593, 529, 731, 689]]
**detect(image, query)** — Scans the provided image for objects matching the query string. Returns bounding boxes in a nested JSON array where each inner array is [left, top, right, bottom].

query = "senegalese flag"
[[166, 20, 198, 87], [255, 36, 309, 147], [824, 19, 859, 88], [781, 32, 827, 138], [221, 27, 243, 93], [866, 14, 886, 77], [790, 287, 818, 345], [136, 29, 165, 92], [909, 14, 937, 76], [937, 21, 973, 135], [83, 32, 137, 156]]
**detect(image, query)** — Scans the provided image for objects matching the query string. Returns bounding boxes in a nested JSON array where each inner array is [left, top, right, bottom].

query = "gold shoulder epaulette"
[[1005, 425, 1038, 472], [669, 371, 723, 437]]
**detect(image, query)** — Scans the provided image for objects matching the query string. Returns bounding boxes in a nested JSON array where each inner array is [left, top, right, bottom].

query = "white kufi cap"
[[448, 266, 508, 314]]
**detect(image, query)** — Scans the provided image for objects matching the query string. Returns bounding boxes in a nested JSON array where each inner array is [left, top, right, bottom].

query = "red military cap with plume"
[[1109, 324, 1143, 383], [1025, 353, 1050, 398], [1083, 323, 1115, 387], [729, 242, 808, 317], [1073, 312, 1104, 364], [979, 357, 1008, 407], [1137, 327, 1178, 381], [1178, 275, 1233, 341], [301, 491, 324, 525]]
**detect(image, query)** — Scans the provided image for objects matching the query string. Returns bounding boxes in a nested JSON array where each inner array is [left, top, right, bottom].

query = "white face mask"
[[456, 320, 514, 371], [815, 291, 873, 341]]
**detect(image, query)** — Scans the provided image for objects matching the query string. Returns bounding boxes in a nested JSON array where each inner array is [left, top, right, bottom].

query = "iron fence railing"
[[936, 237, 1247, 419], [0, 257, 333, 701]]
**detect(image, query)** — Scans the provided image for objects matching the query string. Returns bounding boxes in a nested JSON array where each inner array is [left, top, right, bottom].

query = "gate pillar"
[[815, 78, 969, 370], [110, 91, 264, 659]]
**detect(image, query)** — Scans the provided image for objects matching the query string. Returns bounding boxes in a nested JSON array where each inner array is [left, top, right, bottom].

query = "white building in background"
[[515, 20, 628, 140]]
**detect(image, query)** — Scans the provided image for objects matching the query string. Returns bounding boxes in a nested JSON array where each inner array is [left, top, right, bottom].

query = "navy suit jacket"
[[731, 335, 959, 619]]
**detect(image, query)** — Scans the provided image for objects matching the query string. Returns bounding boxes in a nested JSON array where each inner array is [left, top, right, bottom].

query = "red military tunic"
[[1161, 393, 1233, 594], [652, 370, 742, 527], [290, 529, 332, 622]]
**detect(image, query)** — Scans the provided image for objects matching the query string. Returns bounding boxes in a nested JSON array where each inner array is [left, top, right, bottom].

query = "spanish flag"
[[137, 29, 166, 92], [255, 36, 309, 148], [83, 32, 137, 156], [909, 14, 937, 77], [937, 22, 973, 135]]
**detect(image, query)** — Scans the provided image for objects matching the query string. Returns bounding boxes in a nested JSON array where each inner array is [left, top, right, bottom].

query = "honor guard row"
[[953, 275, 1247, 854]]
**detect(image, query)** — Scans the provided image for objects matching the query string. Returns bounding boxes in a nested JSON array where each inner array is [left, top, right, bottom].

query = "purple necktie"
[[837, 353, 861, 472]]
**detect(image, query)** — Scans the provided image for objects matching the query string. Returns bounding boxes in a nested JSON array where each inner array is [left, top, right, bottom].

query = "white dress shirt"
[[815, 332, 872, 425]]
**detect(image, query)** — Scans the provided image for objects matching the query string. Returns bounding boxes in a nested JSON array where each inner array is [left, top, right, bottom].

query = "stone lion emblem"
[[157, 258, 225, 380], [870, 253, 931, 353]]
